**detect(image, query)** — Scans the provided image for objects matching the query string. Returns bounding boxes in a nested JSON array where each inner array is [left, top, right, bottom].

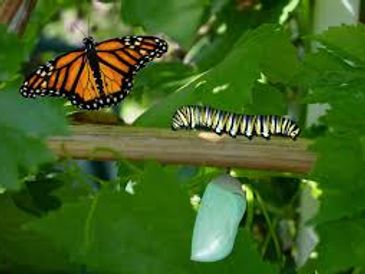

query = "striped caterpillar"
[[171, 105, 300, 140]]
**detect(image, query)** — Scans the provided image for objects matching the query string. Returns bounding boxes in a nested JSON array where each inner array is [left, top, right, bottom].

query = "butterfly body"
[[83, 37, 104, 96], [20, 35, 168, 110]]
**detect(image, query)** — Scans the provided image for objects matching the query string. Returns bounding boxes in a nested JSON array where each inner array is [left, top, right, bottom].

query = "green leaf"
[[190, 229, 279, 273], [294, 49, 364, 91], [26, 162, 278, 273], [317, 218, 365, 273], [361, 136, 365, 160], [0, 89, 67, 190], [310, 136, 365, 223], [296, 29, 365, 224], [131, 62, 197, 104], [0, 194, 75, 273], [137, 24, 298, 127], [134, 76, 199, 127], [0, 89, 67, 137], [121, 0, 206, 47], [293, 24, 365, 272], [27, 163, 194, 273], [11, 171, 64, 216], [245, 83, 287, 115], [311, 137, 364, 188], [314, 24, 365, 65], [301, 53, 365, 224], [190, 0, 292, 71], [0, 12, 68, 192], [0, 25, 25, 81], [0, 127, 54, 190], [233, 230, 279, 274]]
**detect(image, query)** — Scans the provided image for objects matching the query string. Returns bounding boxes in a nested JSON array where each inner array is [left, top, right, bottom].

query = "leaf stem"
[[255, 190, 282, 260], [243, 184, 254, 228], [81, 193, 99, 255]]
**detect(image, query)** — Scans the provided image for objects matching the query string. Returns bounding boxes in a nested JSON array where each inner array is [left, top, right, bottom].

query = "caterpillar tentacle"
[[171, 105, 301, 140]]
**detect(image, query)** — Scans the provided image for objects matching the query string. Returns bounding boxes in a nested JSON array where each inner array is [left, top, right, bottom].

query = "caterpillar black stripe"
[[171, 105, 301, 140]]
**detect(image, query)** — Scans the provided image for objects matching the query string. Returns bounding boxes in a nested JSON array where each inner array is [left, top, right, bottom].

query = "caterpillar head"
[[289, 127, 301, 140], [171, 112, 184, 130]]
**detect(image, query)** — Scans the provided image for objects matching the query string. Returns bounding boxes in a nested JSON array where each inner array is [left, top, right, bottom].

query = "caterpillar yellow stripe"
[[171, 105, 301, 140]]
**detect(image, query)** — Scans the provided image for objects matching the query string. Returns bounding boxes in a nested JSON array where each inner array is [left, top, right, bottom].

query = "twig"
[[47, 125, 316, 174], [255, 191, 281, 259]]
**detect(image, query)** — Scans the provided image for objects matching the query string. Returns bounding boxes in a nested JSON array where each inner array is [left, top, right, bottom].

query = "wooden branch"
[[0, 0, 37, 35], [47, 125, 316, 174], [0, 0, 23, 25]]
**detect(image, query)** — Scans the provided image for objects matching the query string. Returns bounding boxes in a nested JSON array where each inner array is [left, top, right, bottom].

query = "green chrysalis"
[[191, 174, 246, 262]]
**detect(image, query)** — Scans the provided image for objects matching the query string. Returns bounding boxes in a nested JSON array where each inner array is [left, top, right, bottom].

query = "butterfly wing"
[[20, 50, 85, 98], [20, 36, 168, 110], [93, 36, 168, 108]]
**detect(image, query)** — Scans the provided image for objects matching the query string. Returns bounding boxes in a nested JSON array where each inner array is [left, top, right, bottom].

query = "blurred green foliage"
[[0, 0, 364, 273], [296, 25, 365, 273], [121, 0, 207, 47]]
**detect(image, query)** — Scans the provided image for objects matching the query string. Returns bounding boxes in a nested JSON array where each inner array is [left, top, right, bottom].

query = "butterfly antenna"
[[71, 21, 87, 38], [87, 13, 91, 37]]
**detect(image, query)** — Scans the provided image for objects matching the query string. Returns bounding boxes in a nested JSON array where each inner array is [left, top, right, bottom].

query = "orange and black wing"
[[19, 50, 93, 105], [92, 36, 168, 108], [19, 36, 168, 110]]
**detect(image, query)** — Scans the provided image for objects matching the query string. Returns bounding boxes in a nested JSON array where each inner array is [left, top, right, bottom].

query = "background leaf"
[[121, 0, 207, 47], [0, 89, 67, 190], [137, 24, 297, 127], [317, 218, 365, 273], [296, 25, 365, 272], [26, 163, 278, 273], [0, 194, 75, 273], [0, 25, 25, 81], [314, 24, 365, 65]]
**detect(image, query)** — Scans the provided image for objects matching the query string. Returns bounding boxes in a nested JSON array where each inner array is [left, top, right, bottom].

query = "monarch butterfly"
[[20, 36, 168, 110], [171, 105, 301, 140]]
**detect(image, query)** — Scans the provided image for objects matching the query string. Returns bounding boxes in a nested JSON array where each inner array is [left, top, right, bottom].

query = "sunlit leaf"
[[137, 24, 297, 127]]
